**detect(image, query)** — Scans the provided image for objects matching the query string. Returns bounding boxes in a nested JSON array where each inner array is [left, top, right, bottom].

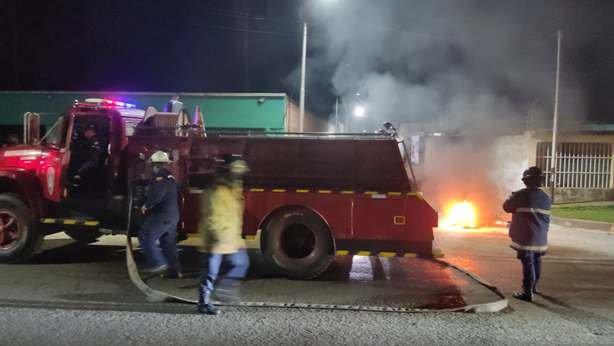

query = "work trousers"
[[138, 215, 181, 273], [201, 250, 249, 292], [517, 250, 543, 293]]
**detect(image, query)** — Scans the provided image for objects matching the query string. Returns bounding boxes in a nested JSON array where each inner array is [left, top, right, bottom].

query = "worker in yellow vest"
[[197, 154, 250, 315]]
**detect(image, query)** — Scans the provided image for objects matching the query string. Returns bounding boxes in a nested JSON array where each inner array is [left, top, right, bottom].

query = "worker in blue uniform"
[[503, 166, 551, 302], [69, 123, 105, 197], [138, 150, 182, 278]]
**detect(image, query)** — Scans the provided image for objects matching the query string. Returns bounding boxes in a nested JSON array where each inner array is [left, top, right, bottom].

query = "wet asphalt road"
[[1, 225, 614, 345]]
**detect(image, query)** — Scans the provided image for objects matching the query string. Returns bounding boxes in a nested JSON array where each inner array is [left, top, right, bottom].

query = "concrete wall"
[[408, 129, 614, 221], [285, 100, 328, 132], [410, 134, 529, 223], [554, 188, 614, 204]]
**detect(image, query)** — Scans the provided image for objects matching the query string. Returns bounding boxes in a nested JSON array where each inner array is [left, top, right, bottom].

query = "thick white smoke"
[[304, 0, 588, 222], [306, 0, 586, 132]]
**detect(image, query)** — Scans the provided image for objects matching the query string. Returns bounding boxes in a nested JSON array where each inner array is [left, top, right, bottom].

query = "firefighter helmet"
[[150, 151, 173, 164], [522, 166, 543, 186], [216, 154, 249, 176]]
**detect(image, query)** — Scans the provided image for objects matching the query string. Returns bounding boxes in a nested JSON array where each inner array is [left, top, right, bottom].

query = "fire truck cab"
[[0, 100, 438, 279]]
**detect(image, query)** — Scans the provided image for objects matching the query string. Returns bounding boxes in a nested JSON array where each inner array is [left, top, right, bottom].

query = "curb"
[[551, 216, 614, 234]]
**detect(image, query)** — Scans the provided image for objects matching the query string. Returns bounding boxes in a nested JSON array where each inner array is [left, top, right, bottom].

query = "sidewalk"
[[551, 216, 614, 234]]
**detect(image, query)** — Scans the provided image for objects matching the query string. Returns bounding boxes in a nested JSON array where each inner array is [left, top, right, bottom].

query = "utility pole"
[[550, 29, 562, 203], [334, 96, 339, 132], [299, 22, 307, 133]]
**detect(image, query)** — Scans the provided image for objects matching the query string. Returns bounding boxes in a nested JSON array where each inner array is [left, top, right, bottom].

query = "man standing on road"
[[503, 166, 551, 302], [138, 151, 182, 278], [197, 154, 250, 315]]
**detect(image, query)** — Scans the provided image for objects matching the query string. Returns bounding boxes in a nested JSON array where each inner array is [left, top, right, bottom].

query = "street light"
[[299, 21, 307, 133], [353, 105, 366, 117], [299, 0, 337, 133]]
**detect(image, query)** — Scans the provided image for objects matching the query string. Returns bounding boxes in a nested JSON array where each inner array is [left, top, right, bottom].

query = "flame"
[[441, 200, 477, 229]]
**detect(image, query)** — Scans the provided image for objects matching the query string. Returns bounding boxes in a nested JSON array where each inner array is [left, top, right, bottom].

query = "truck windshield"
[[40, 115, 66, 148]]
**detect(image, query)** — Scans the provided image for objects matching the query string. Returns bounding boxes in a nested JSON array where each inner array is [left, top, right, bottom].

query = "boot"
[[513, 290, 534, 302], [215, 279, 240, 303], [198, 285, 219, 315]]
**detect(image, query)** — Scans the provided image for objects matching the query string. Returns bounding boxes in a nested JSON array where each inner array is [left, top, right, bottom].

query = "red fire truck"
[[0, 100, 437, 278]]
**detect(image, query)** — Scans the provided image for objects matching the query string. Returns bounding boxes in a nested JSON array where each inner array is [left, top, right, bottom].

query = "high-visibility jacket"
[[198, 179, 246, 254], [502, 187, 551, 252]]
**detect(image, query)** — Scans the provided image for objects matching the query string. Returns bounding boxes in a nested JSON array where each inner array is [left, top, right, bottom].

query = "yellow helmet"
[[229, 159, 249, 175], [150, 151, 173, 163]]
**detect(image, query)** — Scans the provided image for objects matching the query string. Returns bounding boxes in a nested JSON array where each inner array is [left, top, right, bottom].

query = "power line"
[[186, 22, 298, 38]]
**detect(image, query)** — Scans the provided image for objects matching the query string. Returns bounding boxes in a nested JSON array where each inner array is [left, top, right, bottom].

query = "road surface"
[[1, 225, 613, 345]]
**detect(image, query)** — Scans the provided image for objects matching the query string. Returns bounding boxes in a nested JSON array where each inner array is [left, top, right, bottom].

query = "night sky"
[[1, 0, 613, 121]]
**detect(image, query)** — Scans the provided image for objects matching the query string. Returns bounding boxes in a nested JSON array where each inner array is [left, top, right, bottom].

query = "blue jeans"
[[517, 250, 543, 292], [138, 215, 181, 273], [201, 250, 249, 291]]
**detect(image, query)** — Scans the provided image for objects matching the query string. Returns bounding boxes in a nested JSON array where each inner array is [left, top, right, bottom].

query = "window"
[[536, 142, 612, 189]]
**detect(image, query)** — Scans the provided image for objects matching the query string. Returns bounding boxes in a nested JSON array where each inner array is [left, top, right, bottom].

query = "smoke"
[[306, 0, 587, 132], [303, 0, 595, 221]]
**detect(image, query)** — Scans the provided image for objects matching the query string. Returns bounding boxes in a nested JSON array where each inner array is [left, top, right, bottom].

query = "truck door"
[[354, 194, 406, 241], [38, 115, 69, 202]]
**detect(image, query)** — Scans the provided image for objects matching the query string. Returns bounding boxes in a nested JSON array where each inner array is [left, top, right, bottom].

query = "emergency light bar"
[[84, 98, 136, 108]]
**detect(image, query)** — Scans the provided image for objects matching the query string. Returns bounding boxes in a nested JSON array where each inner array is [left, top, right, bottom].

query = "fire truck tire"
[[262, 208, 334, 280], [0, 193, 42, 263], [64, 229, 102, 243]]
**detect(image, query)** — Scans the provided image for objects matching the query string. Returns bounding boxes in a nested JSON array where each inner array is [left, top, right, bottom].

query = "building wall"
[[285, 99, 328, 132], [0, 91, 289, 132], [411, 130, 613, 219], [414, 134, 529, 222]]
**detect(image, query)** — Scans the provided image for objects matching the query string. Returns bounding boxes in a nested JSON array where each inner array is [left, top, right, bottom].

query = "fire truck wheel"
[[0, 193, 42, 263], [262, 208, 334, 280], [64, 229, 102, 243]]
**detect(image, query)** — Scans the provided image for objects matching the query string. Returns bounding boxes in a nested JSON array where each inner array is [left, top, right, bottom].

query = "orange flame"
[[441, 200, 477, 229]]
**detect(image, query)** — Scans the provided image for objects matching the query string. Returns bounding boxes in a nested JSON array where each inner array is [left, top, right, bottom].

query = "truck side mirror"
[[23, 112, 41, 145]]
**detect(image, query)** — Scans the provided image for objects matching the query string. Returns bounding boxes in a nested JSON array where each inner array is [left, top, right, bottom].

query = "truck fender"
[[0, 170, 44, 217]]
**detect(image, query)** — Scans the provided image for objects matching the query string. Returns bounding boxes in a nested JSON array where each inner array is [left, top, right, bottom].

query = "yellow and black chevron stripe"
[[40, 218, 100, 227], [334, 249, 444, 258], [245, 188, 424, 199]]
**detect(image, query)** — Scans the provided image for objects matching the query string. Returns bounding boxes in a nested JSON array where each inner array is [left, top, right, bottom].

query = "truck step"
[[40, 218, 100, 227]]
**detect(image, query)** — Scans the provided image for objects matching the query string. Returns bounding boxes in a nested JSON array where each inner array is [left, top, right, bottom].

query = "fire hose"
[[125, 235, 509, 313]]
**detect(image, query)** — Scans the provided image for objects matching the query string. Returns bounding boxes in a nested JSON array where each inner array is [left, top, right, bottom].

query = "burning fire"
[[440, 200, 477, 229]]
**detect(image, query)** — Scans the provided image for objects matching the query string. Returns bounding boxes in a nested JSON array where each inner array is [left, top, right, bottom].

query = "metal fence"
[[536, 142, 613, 189]]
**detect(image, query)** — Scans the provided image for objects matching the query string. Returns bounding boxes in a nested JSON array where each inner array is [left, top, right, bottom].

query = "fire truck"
[[0, 100, 438, 278]]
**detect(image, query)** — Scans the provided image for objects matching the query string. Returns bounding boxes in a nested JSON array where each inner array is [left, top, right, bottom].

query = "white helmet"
[[150, 151, 173, 163]]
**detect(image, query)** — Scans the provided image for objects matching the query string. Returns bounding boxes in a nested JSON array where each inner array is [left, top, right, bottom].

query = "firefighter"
[[138, 151, 182, 277], [503, 166, 551, 302], [377, 122, 397, 137], [69, 123, 104, 194], [197, 154, 250, 315]]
